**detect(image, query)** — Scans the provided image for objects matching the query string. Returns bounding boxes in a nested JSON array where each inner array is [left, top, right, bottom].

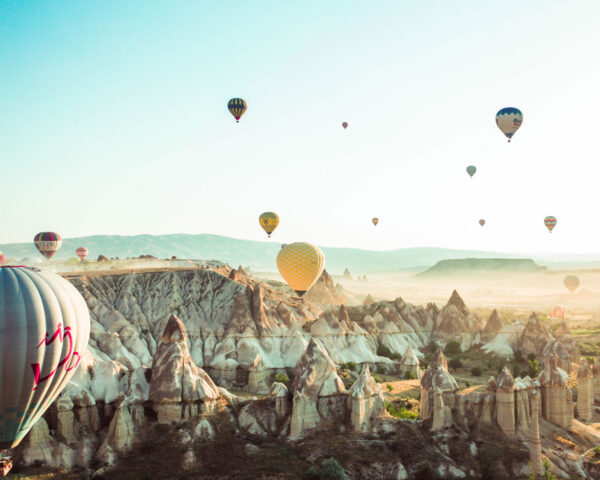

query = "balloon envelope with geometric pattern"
[[276, 242, 325, 296]]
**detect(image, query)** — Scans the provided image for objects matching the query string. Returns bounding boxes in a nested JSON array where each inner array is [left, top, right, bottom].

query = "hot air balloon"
[[0, 251, 5, 266], [466, 166, 476, 178], [544, 216, 557, 233], [276, 242, 325, 296], [76, 247, 88, 262], [479, 219, 485, 226], [372, 218, 379, 227], [259, 212, 280, 238], [227, 98, 247, 123], [342, 122, 348, 129], [495, 107, 522, 142], [34, 232, 62, 260], [563, 275, 580, 293], [0, 266, 90, 449], [549, 304, 565, 320]]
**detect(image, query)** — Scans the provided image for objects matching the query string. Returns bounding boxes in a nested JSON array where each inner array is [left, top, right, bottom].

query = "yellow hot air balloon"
[[372, 218, 379, 227], [259, 212, 280, 238], [276, 242, 325, 296]]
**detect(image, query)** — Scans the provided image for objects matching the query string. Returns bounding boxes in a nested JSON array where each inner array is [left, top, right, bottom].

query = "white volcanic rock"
[[542, 340, 572, 373], [528, 390, 543, 476], [538, 354, 573, 428], [481, 309, 505, 343], [577, 359, 593, 422], [269, 382, 291, 417], [304, 270, 344, 305], [348, 365, 385, 432], [432, 290, 482, 350], [495, 367, 516, 437], [420, 349, 459, 420], [103, 397, 134, 451], [21, 418, 75, 469], [399, 345, 421, 379], [149, 314, 220, 423]]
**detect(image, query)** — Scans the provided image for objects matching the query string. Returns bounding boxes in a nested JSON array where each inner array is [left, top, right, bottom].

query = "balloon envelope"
[[563, 275, 580, 293], [544, 216, 557, 233], [372, 218, 379, 226], [0, 266, 90, 449], [259, 212, 280, 237], [276, 242, 325, 296], [466, 166, 476, 177], [549, 305, 565, 319], [0, 251, 5, 266], [479, 219, 485, 226], [227, 98, 247, 122], [76, 247, 88, 261], [496, 107, 523, 141], [342, 122, 348, 129], [34, 232, 62, 260]]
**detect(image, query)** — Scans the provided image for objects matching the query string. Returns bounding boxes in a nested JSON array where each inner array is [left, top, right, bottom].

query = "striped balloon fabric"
[[227, 98, 247, 122], [495, 107, 523, 142], [33, 232, 62, 259], [544, 216, 557, 233]]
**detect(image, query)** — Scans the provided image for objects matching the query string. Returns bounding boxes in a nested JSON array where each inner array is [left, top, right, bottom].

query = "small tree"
[[514, 349, 524, 363], [274, 373, 290, 386], [444, 341, 461, 355], [527, 353, 536, 362], [303, 458, 346, 480], [470, 366, 483, 376], [386, 383, 393, 392], [448, 358, 463, 371], [422, 341, 439, 354], [373, 375, 383, 383], [404, 370, 416, 380], [528, 359, 541, 378]]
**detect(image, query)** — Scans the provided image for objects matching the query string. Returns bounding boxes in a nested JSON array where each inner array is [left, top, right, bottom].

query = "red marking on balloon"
[[30, 324, 80, 390]]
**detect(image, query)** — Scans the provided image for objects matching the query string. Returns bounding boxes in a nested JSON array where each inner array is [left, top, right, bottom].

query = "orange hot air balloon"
[[549, 305, 565, 320], [563, 275, 580, 293], [342, 122, 348, 129], [479, 219, 485, 227], [372, 218, 378, 227]]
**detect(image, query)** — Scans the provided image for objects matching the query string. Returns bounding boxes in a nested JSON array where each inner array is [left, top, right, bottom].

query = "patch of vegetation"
[[528, 359, 542, 378], [470, 366, 483, 376], [274, 373, 290, 386], [513, 349, 524, 363], [377, 343, 401, 360], [375, 365, 386, 375], [448, 358, 463, 371], [444, 340, 461, 355], [339, 362, 356, 372], [303, 458, 346, 480], [422, 340, 439, 354], [465, 381, 471, 388], [527, 353, 536, 361], [373, 375, 383, 383], [404, 370, 416, 380], [543, 458, 558, 480], [580, 343, 599, 356], [386, 383, 393, 392], [421, 353, 433, 369], [593, 446, 600, 458], [511, 363, 521, 378], [385, 401, 418, 420], [495, 357, 507, 373], [480, 445, 502, 479], [587, 356, 596, 365]]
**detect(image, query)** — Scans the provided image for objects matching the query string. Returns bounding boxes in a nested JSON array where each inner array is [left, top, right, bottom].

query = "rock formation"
[[528, 390, 543, 475], [594, 363, 600, 403], [481, 309, 504, 343], [304, 270, 344, 305], [518, 313, 552, 357], [289, 338, 346, 438], [495, 367, 516, 437], [348, 365, 385, 432], [542, 339, 572, 373], [577, 359, 593, 422], [363, 294, 375, 305], [399, 345, 421, 379], [149, 314, 220, 423], [538, 354, 573, 428], [432, 290, 482, 350], [420, 349, 458, 421], [343, 268, 353, 280]]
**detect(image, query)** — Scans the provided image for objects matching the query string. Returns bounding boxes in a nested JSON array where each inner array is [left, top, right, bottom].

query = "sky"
[[1, 0, 600, 254]]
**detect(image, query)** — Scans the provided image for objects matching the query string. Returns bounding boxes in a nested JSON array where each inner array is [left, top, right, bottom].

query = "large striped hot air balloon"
[[259, 212, 280, 238], [544, 216, 557, 233], [563, 275, 580, 293], [496, 107, 522, 142], [0, 266, 90, 449], [276, 242, 325, 297], [227, 98, 247, 123], [466, 166, 476, 178], [34, 232, 62, 260], [76, 247, 88, 261]]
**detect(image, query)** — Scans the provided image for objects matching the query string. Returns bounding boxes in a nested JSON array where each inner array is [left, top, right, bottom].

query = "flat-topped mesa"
[[399, 345, 421, 379], [538, 354, 573, 428], [289, 338, 346, 438], [518, 312, 552, 357], [495, 367, 516, 437], [481, 309, 505, 342], [149, 314, 220, 424], [577, 359, 593, 422], [542, 339, 572, 373], [348, 365, 385, 432], [432, 290, 481, 350], [420, 349, 458, 421]]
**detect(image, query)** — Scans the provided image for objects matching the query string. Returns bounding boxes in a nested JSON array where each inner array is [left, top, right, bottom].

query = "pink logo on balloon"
[[30, 323, 81, 390]]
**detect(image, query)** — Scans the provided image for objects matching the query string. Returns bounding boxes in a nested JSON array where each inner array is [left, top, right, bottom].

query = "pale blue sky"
[[1, 1, 600, 254]]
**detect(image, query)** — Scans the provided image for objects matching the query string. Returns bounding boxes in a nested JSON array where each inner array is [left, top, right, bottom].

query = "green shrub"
[[404, 370, 417, 380], [448, 358, 463, 371], [543, 458, 558, 480], [274, 373, 290, 386], [386, 383, 393, 392], [470, 366, 483, 376], [593, 446, 600, 458], [377, 344, 401, 360], [528, 359, 541, 378], [375, 365, 386, 375], [511, 363, 521, 378], [513, 350, 524, 363], [373, 375, 383, 383], [587, 356, 596, 365], [527, 353, 536, 361], [444, 341, 461, 355], [465, 381, 471, 388], [385, 401, 418, 420], [340, 362, 356, 372], [422, 341, 439, 354], [303, 458, 346, 480], [495, 358, 507, 373]]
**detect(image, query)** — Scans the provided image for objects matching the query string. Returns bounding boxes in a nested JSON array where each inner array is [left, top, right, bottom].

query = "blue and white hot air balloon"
[[0, 266, 90, 449], [495, 107, 523, 142]]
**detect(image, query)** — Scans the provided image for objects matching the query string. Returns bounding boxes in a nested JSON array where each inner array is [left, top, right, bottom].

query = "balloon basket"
[[0, 456, 13, 477]]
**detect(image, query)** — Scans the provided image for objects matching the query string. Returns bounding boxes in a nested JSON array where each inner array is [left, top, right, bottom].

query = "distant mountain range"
[[2, 233, 599, 274], [419, 258, 547, 276]]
